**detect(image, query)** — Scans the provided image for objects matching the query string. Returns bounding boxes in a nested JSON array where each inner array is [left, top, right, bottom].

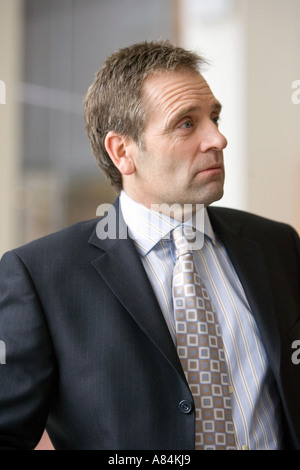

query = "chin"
[[196, 188, 224, 207]]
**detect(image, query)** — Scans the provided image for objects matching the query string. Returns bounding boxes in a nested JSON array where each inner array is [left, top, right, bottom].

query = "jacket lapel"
[[88, 200, 185, 379], [207, 207, 281, 375]]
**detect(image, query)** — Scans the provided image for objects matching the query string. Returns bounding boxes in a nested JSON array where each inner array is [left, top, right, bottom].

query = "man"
[[0, 40, 300, 450]]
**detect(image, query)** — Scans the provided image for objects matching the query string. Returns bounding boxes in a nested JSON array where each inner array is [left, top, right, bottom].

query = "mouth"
[[196, 164, 223, 176]]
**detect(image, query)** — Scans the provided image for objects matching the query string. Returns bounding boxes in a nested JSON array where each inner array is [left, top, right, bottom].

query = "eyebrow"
[[212, 101, 223, 113], [165, 101, 222, 129]]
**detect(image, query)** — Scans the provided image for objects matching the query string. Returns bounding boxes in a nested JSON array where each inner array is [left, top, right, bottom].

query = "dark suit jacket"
[[0, 201, 300, 450]]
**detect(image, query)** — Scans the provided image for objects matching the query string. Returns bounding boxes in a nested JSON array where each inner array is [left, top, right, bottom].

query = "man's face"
[[124, 70, 228, 210]]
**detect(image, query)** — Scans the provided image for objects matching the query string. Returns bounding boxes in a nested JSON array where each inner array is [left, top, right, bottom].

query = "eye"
[[212, 115, 220, 126], [179, 120, 193, 129]]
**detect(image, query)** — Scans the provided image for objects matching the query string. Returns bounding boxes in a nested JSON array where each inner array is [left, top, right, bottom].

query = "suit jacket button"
[[179, 400, 193, 414]]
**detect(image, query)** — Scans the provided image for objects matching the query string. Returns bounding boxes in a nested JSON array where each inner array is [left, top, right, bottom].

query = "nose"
[[200, 121, 228, 153]]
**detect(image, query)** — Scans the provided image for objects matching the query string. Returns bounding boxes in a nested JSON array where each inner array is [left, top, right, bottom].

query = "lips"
[[196, 164, 223, 174]]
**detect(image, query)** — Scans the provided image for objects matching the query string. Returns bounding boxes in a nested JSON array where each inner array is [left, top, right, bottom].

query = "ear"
[[104, 131, 136, 176]]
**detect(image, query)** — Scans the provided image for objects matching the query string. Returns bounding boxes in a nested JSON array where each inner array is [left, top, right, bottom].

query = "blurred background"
[[0, 0, 299, 449]]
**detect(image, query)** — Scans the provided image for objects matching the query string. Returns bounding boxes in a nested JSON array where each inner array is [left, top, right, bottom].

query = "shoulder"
[[208, 206, 297, 232], [1, 218, 99, 267], [207, 206, 300, 247]]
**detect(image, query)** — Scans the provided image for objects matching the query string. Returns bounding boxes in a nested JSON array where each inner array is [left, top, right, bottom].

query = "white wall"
[[244, 0, 300, 231]]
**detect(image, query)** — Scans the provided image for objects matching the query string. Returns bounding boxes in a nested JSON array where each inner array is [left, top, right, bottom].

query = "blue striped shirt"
[[120, 190, 282, 450]]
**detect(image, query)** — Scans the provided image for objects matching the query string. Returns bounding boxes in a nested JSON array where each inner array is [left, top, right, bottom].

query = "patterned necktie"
[[172, 225, 236, 450]]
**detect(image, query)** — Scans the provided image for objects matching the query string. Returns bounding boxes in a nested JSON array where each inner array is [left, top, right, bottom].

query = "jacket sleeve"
[[0, 251, 56, 449]]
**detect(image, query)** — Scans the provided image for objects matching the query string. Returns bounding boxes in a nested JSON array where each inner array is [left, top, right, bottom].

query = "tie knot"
[[172, 225, 197, 258]]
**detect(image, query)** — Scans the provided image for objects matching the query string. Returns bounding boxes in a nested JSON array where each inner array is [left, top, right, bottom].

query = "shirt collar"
[[120, 190, 216, 256]]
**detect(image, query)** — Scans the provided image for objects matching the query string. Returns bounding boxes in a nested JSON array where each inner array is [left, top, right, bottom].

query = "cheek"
[[139, 140, 191, 179]]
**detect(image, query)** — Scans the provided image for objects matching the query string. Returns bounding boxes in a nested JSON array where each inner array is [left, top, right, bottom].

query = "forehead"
[[141, 70, 220, 122]]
